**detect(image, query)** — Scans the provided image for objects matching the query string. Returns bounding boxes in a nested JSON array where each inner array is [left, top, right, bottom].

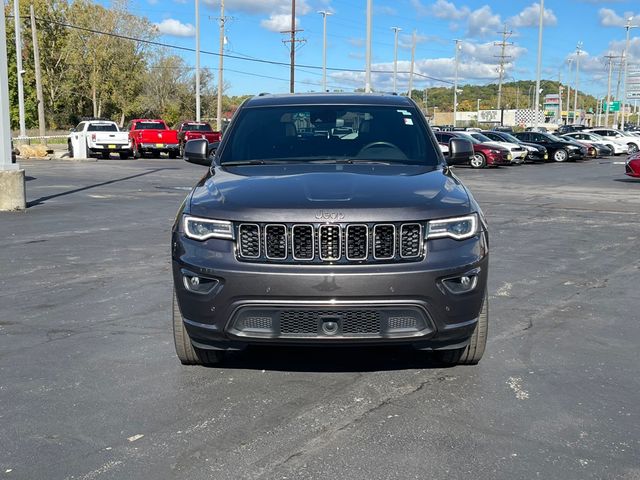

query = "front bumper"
[[486, 152, 512, 166], [172, 230, 489, 351]]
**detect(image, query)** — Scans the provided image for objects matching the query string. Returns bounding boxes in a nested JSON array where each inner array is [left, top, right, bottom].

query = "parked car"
[[585, 128, 640, 155], [127, 119, 180, 158], [176, 121, 222, 157], [482, 130, 548, 163], [562, 131, 627, 156], [491, 125, 514, 133], [557, 125, 588, 135], [525, 126, 549, 132], [173, 93, 488, 366], [626, 152, 640, 178], [513, 131, 586, 162], [435, 131, 512, 168], [68, 120, 130, 159], [464, 131, 526, 164]]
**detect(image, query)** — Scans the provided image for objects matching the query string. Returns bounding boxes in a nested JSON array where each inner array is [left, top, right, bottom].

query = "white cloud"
[[507, 2, 558, 28], [260, 13, 296, 32], [426, 0, 470, 20], [467, 5, 501, 38], [204, 0, 310, 15], [509, 2, 557, 28], [598, 8, 639, 27], [154, 18, 196, 37]]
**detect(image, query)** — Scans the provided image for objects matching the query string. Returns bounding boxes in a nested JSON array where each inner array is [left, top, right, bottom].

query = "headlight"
[[427, 214, 478, 241], [183, 215, 234, 240]]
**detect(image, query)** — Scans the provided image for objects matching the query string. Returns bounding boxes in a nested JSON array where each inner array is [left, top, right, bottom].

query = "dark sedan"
[[482, 131, 548, 163], [513, 131, 586, 162]]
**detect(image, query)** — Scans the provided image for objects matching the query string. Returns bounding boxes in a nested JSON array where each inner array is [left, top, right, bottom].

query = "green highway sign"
[[603, 101, 620, 112]]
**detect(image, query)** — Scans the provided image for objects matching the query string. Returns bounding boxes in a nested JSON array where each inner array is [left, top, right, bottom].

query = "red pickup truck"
[[128, 119, 180, 158], [176, 121, 222, 157]]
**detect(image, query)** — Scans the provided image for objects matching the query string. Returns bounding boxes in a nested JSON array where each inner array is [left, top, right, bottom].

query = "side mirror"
[[70, 128, 75, 133], [447, 138, 474, 165], [184, 139, 212, 166]]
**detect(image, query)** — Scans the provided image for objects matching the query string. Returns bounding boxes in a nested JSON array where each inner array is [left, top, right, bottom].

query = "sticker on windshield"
[[397, 109, 412, 116], [404, 118, 414, 125]]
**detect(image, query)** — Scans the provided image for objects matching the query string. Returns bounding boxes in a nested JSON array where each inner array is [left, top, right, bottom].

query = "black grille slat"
[[319, 225, 341, 261], [280, 311, 318, 335], [346, 225, 368, 260], [265, 225, 287, 259], [279, 310, 381, 336], [400, 224, 422, 258], [239, 224, 260, 258], [341, 311, 381, 334], [292, 225, 314, 260], [374, 225, 395, 259]]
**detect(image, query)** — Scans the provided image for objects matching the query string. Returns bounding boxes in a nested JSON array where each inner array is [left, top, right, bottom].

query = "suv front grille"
[[236, 222, 425, 264]]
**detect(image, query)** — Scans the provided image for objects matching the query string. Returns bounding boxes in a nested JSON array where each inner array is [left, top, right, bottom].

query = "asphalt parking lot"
[[1, 156, 639, 480]]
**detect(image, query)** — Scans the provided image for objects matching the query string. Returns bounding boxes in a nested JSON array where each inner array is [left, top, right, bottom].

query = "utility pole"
[[533, 0, 544, 129], [604, 54, 616, 128], [13, 0, 26, 138], [216, 0, 225, 131], [195, 0, 200, 121], [621, 17, 638, 129], [365, 0, 372, 92], [391, 26, 401, 94], [565, 58, 573, 125], [558, 70, 563, 126], [453, 39, 461, 127], [29, 5, 45, 139], [318, 10, 332, 93], [613, 55, 625, 128], [281, 0, 305, 93], [408, 30, 416, 99], [573, 42, 582, 125], [494, 24, 513, 111]]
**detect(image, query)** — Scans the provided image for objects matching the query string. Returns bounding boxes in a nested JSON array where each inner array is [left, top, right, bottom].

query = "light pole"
[[533, 0, 544, 129], [319, 10, 332, 93], [13, 0, 26, 138], [477, 98, 481, 124], [391, 26, 401, 94], [195, 0, 201, 121], [365, 0, 372, 92], [565, 58, 573, 125], [453, 39, 461, 127], [573, 42, 582, 125], [621, 17, 638, 129]]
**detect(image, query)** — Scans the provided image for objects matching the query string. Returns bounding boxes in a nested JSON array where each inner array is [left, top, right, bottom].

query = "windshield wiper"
[[222, 160, 268, 166]]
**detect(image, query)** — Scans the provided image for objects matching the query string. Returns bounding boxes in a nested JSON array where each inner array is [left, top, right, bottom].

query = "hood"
[[188, 164, 472, 222], [485, 141, 522, 151]]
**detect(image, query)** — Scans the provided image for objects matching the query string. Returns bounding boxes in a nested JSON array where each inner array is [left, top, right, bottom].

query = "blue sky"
[[117, 0, 640, 98]]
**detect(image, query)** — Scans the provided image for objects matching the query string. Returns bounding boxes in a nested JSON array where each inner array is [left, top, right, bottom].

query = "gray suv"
[[172, 93, 488, 366]]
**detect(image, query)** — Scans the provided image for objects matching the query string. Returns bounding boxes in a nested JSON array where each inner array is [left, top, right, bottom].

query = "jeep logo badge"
[[315, 210, 345, 220]]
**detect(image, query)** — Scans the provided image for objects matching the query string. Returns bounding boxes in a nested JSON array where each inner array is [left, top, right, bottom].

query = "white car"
[[562, 132, 627, 156], [585, 128, 640, 155], [68, 120, 131, 159], [464, 132, 526, 164]]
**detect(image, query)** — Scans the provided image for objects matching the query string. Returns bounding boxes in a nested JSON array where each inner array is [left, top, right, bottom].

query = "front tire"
[[438, 291, 488, 365], [553, 148, 568, 162], [133, 143, 141, 159], [68, 142, 74, 158], [173, 293, 222, 366], [470, 153, 487, 169], [627, 143, 639, 155]]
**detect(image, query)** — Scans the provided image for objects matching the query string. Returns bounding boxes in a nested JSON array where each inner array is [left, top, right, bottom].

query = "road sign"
[[627, 69, 640, 99], [603, 101, 620, 112]]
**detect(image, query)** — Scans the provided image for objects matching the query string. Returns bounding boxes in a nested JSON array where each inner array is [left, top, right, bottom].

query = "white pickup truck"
[[68, 120, 131, 159]]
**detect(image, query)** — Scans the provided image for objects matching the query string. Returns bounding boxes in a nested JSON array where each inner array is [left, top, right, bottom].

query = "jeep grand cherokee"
[[172, 93, 489, 366]]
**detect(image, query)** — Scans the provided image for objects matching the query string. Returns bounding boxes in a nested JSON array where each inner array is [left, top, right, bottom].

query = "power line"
[[24, 15, 455, 85]]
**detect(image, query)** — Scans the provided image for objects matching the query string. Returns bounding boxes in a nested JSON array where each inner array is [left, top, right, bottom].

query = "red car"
[[626, 152, 640, 178], [176, 122, 222, 157], [127, 119, 180, 158], [435, 131, 512, 168]]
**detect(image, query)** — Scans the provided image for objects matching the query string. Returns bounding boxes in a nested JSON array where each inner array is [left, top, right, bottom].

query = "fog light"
[[183, 274, 219, 294], [441, 270, 479, 295]]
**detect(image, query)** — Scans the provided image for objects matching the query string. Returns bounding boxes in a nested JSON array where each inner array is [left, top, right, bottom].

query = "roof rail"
[[257, 92, 271, 96]]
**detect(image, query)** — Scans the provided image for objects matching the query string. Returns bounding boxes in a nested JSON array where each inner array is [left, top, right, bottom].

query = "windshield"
[[220, 105, 438, 166], [182, 123, 213, 132], [87, 124, 118, 132], [470, 133, 493, 143], [135, 122, 166, 130], [547, 134, 565, 142], [455, 132, 480, 144]]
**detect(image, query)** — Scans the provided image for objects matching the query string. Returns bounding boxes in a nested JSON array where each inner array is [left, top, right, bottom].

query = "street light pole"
[[13, 0, 26, 138], [319, 10, 332, 93], [565, 58, 573, 125], [195, 0, 201, 121], [621, 17, 637, 129], [477, 98, 481, 124], [216, 0, 225, 131], [365, 0, 372, 93], [533, 0, 544, 129], [391, 26, 401, 94], [573, 42, 582, 125], [453, 39, 461, 127]]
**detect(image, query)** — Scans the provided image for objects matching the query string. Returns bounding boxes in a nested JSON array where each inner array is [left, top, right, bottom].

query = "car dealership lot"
[[1, 158, 639, 480]]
